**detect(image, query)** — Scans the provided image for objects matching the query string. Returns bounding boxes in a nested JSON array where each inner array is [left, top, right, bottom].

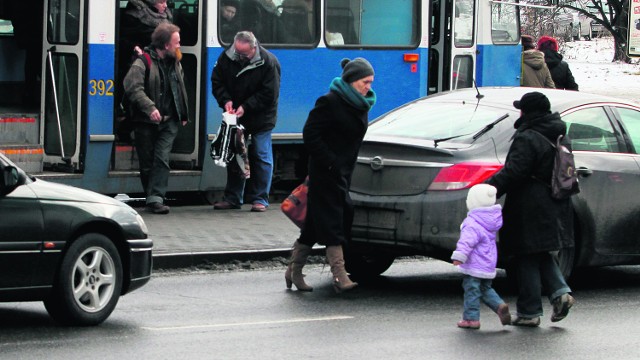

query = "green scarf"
[[329, 77, 376, 111]]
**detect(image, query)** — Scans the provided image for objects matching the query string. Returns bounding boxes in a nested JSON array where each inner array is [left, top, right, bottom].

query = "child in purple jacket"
[[452, 184, 511, 329]]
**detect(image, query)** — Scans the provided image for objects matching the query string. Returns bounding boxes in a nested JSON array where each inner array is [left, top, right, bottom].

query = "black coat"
[[210, 45, 281, 134], [542, 49, 579, 91], [486, 112, 574, 255], [299, 91, 369, 247]]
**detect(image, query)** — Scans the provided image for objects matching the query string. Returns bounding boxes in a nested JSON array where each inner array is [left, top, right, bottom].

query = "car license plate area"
[[351, 164, 437, 196], [352, 207, 400, 240]]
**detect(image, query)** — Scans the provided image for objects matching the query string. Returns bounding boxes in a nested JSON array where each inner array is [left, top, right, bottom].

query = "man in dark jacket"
[[486, 92, 575, 327], [211, 31, 281, 212], [124, 23, 189, 214], [537, 36, 579, 91]]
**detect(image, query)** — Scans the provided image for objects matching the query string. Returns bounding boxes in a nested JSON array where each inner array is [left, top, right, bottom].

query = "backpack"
[[120, 52, 152, 121], [530, 130, 580, 200]]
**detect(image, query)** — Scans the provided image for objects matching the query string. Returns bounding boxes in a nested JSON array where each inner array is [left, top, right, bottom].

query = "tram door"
[[114, 0, 202, 171], [428, 0, 476, 94], [41, 0, 84, 170], [170, 0, 202, 169]]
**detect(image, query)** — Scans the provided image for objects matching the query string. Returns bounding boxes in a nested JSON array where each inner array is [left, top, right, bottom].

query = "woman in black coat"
[[285, 58, 376, 293], [486, 92, 576, 326], [537, 36, 579, 91]]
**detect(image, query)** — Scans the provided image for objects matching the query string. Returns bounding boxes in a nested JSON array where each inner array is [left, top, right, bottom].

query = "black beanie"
[[521, 35, 535, 50], [513, 92, 551, 114], [341, 57, 374, 83]]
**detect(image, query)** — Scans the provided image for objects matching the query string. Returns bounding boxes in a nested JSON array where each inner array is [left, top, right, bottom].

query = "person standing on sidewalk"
[[123, 23, 189, 214], [486, 92, 575, 327], [520, 34, 555, 89], [285, 58, 376, 293], [537, 36, 579, 91], [452, 184, 511, 330], [211, 31, 281, 212]]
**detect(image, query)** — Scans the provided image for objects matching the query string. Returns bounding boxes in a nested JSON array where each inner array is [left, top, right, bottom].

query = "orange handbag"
[[280, 177, 309, 229]]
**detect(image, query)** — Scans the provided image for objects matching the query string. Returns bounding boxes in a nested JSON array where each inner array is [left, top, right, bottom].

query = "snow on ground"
[[559, 37, 640, 103]]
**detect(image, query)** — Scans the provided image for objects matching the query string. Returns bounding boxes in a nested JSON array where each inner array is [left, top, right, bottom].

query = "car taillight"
[[428, 162, 503, 190]]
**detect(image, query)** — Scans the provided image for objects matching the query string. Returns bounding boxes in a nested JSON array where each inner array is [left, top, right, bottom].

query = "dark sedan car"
[[346, 87, 640, 278], [0, 153, 152, 325]]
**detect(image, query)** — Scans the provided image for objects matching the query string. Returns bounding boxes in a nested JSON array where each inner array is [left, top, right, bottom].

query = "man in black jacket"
[[211, 31, 281, 212]]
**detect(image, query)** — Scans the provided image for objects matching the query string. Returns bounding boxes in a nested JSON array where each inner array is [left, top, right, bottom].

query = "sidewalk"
[[137, 204, 311, 269]]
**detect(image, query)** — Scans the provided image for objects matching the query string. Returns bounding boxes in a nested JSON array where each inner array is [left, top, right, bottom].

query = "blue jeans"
[[223, 130, 273, 206], [462, 275, 505, 321], [514, 252, 572, 318], [135, 120, 179, 205]]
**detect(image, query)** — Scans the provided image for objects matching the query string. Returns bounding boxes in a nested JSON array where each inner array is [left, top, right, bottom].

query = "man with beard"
[[124, 23, 189, 214]]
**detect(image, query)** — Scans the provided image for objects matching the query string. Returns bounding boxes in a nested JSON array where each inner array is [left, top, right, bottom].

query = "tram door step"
[[114, 144, 140, 171], [0, 144, 44, 173]]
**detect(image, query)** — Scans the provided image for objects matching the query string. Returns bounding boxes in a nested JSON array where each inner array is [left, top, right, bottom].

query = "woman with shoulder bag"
[[284, 58, 376, 293]]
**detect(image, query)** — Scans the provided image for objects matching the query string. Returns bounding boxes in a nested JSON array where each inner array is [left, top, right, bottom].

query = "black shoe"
[[512, 316, 540, 327], [147, 202, 170, 214]]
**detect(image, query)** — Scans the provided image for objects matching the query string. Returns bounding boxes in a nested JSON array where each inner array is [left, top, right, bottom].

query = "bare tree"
[[558, 0, 630, 62]]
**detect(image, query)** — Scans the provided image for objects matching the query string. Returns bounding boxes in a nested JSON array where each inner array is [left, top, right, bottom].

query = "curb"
[[152, 247, 326, 270]]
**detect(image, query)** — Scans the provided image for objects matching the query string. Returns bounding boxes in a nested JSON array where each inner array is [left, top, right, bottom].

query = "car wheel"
[[344, 250, 395, 279], [44, 233, 123, 326]]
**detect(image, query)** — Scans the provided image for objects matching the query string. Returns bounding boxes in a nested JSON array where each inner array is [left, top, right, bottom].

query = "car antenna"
[[473, 79, 484, 99]]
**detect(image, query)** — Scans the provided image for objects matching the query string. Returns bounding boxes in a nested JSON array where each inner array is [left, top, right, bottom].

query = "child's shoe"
[[496, 303, 512, 325], [457, 319, 480, 329]]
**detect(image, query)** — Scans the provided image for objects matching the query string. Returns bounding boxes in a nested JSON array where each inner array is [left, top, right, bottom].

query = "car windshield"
[[368, 100, 511, 142]]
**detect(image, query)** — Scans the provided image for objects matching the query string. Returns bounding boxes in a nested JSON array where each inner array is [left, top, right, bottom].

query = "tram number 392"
[[88, 79, 115, 96]]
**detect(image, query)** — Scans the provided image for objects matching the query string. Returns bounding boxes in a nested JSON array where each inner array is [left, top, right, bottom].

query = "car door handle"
[[576, 167, 593, 177]]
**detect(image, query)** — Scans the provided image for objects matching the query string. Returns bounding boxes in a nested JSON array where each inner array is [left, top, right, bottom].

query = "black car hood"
[[28, 178, 125, 206]]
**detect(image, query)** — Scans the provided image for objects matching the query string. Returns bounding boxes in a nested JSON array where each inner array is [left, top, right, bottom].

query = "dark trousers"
[[515, 252, 572, 318], [134, 120, 179, 205]]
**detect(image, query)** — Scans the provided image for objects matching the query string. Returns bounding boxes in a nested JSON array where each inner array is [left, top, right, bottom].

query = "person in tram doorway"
[[210, 31, 281, 213], [520, 35, 555, 89], [537, 36, 579, 91], [123, 23, 189, 215], [285, 57, 376, 293], [485, 92, 575, 327]]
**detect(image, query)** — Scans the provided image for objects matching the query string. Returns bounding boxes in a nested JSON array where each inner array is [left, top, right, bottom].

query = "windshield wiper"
[[432, 113, 510, 148], [471, 114, 509, 140]]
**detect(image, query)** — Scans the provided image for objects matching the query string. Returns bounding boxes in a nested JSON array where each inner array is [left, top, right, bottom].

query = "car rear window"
[[368, 100, 512, 142]]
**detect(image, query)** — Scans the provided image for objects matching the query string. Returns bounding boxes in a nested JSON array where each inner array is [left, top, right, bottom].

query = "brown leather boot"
[[285, 241, 313, 291], [325, 245, 358, 293]]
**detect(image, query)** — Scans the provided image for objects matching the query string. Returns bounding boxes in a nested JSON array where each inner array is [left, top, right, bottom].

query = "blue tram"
[[0, 0, 521, 200]]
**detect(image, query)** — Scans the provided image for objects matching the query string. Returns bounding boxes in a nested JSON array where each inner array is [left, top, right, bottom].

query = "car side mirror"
[[0, 166, 22, 196]]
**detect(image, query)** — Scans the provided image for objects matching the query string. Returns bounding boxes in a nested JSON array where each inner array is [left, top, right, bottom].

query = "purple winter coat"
[[451, 204, 503, 279]]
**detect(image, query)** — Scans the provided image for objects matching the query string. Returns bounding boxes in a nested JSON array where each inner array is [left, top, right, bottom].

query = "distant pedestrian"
[[537, 36, 579, 91], [486, 92, 575, 327], [452, 184, 511, 330], [123, 23, 189, 214], [285, 58, 376, 293], [211, 31, 281, 212], [520, 35, 555, 88]]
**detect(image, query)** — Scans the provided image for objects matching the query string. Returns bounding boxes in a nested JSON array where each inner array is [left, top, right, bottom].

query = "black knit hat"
[[513, 92, 551, 114], [341, 57, 374, 83], [521, 35, 535, 50]]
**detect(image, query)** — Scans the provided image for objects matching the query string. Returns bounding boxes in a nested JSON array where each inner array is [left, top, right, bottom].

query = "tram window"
[[451, 55, 473, 90], [325, 0, 418, 47], [0, 20, 12, 35], [173, 0, 199, 46], [453, 0, 474, 48], [491, 1, 519, 44], [48, 0, 80, 45]]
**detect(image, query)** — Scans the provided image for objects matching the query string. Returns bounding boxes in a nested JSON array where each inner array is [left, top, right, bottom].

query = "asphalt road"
[[2, 260, 640, 359]]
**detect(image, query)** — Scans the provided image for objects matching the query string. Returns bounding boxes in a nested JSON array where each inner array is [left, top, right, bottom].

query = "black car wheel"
[[44, 233, 123, 326], [344, 250, 395, 279]]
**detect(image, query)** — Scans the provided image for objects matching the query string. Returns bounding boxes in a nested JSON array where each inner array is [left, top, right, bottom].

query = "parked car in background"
[[0, 153, 152, 325], [346, 87, 640, 279]]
